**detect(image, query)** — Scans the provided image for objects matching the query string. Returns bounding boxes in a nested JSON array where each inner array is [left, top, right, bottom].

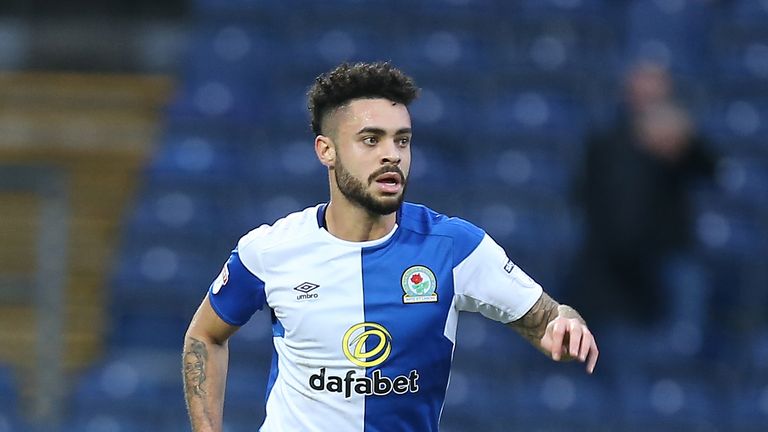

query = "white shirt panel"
[[236, 206, 401, 432], [453, 234, 543, 323]]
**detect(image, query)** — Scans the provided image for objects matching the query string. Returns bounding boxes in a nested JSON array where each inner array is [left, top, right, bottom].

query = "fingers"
[[543, 318, 599, 374], [568, 321, 583, 358], [548, 320, 567, 361], [586, 339, 599, 374], [578, 328, 592, 362]]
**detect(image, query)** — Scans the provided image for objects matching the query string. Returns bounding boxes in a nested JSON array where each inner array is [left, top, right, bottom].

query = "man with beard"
[[182, 62, 599, 432]]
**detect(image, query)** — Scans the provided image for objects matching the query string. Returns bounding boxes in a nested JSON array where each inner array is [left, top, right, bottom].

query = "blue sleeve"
[[207, 250, 266, 326]]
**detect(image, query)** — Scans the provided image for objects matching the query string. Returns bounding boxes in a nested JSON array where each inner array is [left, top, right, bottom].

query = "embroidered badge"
[[401, 265, 438, 304]]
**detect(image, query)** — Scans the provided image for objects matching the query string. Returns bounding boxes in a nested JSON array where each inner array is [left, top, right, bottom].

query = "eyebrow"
[[355, 127, 413, 136]]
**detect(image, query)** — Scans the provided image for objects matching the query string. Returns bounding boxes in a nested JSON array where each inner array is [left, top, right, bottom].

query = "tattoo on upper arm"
[[183, 337, 208, 399], [509, 293, 560, 344]]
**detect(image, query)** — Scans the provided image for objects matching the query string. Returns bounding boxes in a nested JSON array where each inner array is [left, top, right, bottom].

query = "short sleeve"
[[207, 250, 266, 326], [453, 234, 542, 323]]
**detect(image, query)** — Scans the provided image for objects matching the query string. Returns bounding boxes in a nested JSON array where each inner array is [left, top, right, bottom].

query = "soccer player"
[[183, 62, 599, 432]]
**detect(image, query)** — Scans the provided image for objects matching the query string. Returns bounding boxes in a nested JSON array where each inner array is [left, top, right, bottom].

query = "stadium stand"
[[49, 0, 768, 430]]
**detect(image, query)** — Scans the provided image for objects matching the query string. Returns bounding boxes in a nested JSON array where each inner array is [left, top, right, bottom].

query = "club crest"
[[401, 265, 438, 304]]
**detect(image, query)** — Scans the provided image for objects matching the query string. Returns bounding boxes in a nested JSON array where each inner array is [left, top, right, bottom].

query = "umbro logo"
[[294, 282, 320, 300]]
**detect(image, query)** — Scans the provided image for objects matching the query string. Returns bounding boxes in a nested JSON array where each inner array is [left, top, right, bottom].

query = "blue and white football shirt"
[[208, 202, 543, 432]]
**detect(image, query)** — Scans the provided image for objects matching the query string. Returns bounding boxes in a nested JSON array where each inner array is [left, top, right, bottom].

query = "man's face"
[[325, 98, 412, 215]]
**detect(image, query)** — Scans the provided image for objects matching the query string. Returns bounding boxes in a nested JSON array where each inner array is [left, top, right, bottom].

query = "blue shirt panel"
[[207, 250, 266, 327], [360, 203, 485, 432], [398, 203, 485, 266]]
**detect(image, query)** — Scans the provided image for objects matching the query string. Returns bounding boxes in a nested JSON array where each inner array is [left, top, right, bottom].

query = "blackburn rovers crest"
[[401, 265, 438, 304]]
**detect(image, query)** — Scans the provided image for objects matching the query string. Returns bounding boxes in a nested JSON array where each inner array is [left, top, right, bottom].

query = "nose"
[[380, 138, 402, 165]]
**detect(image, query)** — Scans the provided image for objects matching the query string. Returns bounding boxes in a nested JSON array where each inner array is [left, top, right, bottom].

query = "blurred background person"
[[568, 61, 717, 332]]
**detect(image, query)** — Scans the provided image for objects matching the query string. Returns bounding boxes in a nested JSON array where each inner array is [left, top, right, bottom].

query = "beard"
[[334, 157, 407, 216]]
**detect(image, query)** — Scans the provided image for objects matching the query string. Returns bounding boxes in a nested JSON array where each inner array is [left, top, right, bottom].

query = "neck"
[[324, 193, 398, 242]]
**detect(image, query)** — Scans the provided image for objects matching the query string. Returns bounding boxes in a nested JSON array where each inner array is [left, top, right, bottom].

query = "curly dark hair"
[[307, 62, 419, 136]]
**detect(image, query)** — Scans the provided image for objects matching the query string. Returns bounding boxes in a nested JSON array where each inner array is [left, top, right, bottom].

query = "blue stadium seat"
[[729, 369, 768, 430], [240, 135, 324, 186], [191, 0, 290, 17], [481, 90, 587, 138], [623, 0, 714, 77], [501, 0, 613, 15], [271, 26, 399, 75], [445, 354, 613, 430], [729, 0, 768, 25], [62, 413, 157, 432], [168, 78, 267, 125], [710, 98, 768, 142], [184, 22, 274, 74], [716, 156, 768, 209], [613, 364, 727, 431], [128, 188, 221, 238], [489, 17, 619, 81], [391, 30, 494, 77], [508, 367, 611, 425], [0, 413, 20, 432], [227, 309, 273, 360], [406, 144, 469, 189], [111, 239, 222, 312], [148, 131, 244, 183], [70, 350, 185, 419], [469, 147, 572, 199], [693, 204, 767, 257], [452, 312, 544, 369], [0, 366, 18, 420], [713, 38, 768, 86], [406, 86, 485, 139], [110, 312, 190, 349]]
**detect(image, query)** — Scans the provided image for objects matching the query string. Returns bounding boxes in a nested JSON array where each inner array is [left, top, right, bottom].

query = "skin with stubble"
[[315, 98, 412, 242]]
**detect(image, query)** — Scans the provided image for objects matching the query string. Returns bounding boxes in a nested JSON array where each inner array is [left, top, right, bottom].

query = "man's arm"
[[183, 296, 239, 432], [507, 292, 599, 373]]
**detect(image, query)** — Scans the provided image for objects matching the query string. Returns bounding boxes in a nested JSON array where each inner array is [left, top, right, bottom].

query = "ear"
[[315, 135, 336, 168]]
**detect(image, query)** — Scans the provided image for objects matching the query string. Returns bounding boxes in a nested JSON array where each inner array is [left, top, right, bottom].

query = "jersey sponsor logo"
[[309, 367, 419, 398], [401, 265, 438, 304], [504, 259, 516, 274], [211, 263, 229, 294], [293, 282, 320, 300], [342, 322, 392, 367], [309, 322, 420, 398]]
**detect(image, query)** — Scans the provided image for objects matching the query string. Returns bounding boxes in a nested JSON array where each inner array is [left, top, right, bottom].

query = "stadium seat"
[[469, 147, 572, 198], [227, 308, 273, 360], [391, 30, 494, 77], [110, 239, 222, 316], [0, 366, 18, 418], [481, 90, 587, 139], [502, 0, 612, 15], [613, 364, 728, 431], [729, 0, 768, 25], [62, 413, 157, 432], [623, 0, 714, 77], [148, 131, 244, 183], [93, 2, 768, 431], [70, 350, 185, 422]]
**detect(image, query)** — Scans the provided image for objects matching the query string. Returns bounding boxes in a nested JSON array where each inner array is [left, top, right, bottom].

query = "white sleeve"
[[453, 234, 543, 323]]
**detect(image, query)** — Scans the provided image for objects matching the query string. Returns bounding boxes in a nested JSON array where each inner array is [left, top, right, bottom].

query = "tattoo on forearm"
[[183, 337, 208, 399], [509, 293, 560, 344]]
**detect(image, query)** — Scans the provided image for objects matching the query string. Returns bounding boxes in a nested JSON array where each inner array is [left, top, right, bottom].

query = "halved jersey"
[[208, 202, 543, 432]]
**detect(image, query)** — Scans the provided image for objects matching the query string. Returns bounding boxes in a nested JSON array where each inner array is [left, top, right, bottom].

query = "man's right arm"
[[183, 295, 239, 432]]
